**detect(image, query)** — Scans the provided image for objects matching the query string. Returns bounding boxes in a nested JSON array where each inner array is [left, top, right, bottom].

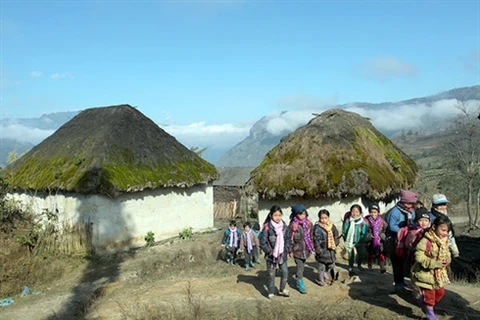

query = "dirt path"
[[1, 230, 479, 320]]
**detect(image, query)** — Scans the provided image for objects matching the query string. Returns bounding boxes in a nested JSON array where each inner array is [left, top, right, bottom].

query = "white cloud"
[[358, 56, 417, 80], [0, 124, 54, 144], [51, 72, 73, 80], [263, 110, 316, 136], [30, 71, 42, 77], [160, 121, 252, 150], [345, 99, 470, 132]]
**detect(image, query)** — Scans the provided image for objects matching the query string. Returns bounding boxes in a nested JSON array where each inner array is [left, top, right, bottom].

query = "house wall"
[[258, 197, 396, 230], [9, 184, 214, 251]]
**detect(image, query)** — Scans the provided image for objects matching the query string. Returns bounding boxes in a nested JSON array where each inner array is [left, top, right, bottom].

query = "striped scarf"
[[294, 216, 314, 253], [367, 215, 383, 250], [319, 221, 336, 250], [424, 229, 450, 287]]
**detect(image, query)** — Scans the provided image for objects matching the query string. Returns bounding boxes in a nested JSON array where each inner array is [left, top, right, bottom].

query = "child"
[[259, 205, 290, 299], [252, 222, 262, 264], [313, 209, 339, 286], [239, 222, 260, 271], [342, 204, 369, 275], [222, 220, 240, 265], [411, 215, 452, 320], [364, 204, 387, 273], [397, 207, 431, 277], [287, 204, 314, 294]]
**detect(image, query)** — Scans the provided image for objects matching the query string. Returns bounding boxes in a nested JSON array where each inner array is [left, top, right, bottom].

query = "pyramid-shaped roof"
[[5, 104, 218, 196], [247, 109, 418, 200]]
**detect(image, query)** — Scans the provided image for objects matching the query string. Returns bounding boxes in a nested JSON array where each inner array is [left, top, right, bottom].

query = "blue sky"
[[0, 0, 479, 161]]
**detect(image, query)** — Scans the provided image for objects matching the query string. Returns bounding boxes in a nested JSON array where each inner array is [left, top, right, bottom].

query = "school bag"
[[396, 228, 432, 258]]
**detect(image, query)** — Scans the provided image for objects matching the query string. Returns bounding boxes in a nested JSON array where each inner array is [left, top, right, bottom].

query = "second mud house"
[[246, 109, 419, 228]]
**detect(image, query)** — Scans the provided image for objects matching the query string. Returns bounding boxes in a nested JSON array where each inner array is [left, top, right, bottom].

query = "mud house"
[[4, 105, 218, 251], [213, 167, 256, 220], [246, 109, 419, 228]]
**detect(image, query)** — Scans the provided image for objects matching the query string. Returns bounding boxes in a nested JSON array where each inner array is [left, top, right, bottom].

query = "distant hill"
[[217, 85, 480, 167], [0, 111, 79, 166]]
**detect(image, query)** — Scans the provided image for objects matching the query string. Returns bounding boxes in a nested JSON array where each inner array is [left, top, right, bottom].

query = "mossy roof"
[[4, 104, 218, 196], [246, 109, 419, 200]]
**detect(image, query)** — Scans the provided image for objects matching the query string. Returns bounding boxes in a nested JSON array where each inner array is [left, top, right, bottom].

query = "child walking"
[[287, 204, 314, 294], [259, 205, 290, 299], [342, 204, 369, 275], [396, 207, 431, 277], [313, 209, 339, 286], [239, 222, 260, 271], [222, 220, 240, 265], [364, 204, 387, 273], [252, 222, 262, 264], [411, 215, 452, 320]]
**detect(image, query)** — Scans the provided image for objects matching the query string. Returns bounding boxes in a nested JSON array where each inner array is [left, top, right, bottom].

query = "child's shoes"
[[278, 289, 290, 297]]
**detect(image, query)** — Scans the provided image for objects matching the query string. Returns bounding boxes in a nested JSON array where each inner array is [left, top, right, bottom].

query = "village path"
[[1, 224, 479, 320]]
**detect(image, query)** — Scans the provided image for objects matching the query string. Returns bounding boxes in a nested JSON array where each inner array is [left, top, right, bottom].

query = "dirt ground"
[[1, 228, 479, 320]]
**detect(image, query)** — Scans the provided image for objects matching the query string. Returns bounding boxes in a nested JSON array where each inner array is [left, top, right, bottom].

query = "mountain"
[[0, 111, 79, 130], [217, 85, 480, 167], [0, 111, 79, 166]]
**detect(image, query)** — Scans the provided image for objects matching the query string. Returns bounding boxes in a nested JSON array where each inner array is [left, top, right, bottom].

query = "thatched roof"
[[4, 105, 218, 196], [246, 109, 418, 200], [213, 167, 255, 187]]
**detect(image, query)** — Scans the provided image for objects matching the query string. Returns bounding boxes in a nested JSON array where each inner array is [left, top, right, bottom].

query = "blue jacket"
[[386, 205, 416, 238], [222, 228, 240, 248]]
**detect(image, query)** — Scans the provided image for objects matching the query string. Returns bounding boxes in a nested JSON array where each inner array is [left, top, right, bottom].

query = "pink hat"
[[400, 189, 417, 204]]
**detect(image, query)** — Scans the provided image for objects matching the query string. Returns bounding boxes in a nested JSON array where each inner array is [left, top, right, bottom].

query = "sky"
[[0, 0, 479, 162]]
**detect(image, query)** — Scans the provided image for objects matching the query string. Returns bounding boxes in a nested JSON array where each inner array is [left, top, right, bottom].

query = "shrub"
[[179, 227, 193, 240], [144, 231, 155, 247]]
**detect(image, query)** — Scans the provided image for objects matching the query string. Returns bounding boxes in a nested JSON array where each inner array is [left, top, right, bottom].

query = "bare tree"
[[445, 101, 480, 228]]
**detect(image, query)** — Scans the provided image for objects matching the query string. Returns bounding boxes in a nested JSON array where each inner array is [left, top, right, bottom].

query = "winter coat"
[[386, 205, 416, 238], [342, 217, 369, 246], [429, 209, 460, 258], [411, 237, 452, 290], [287, 219, 314, 260], [239, 231, 260, 253], [364, 216, 387, 254], [259, 220, 290, 264], [222, 228, 240, 249], [313, 223, 339, 264]]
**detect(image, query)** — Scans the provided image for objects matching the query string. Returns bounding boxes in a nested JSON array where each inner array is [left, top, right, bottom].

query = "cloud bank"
[[160, 121, 252, 150], [0, 124, 54, 145]]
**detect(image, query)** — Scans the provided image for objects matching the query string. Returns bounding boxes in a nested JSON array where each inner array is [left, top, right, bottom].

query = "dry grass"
[[135, 237, 238, 282], [0, 234, 85, 297]]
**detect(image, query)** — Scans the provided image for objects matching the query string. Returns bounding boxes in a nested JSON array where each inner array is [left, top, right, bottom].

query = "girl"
[[364, 204, 387, 273], [287, 204, 314, 294], [411, 215, 452, 320], [396, 207, 431, 277], [239, 222, 260, 271], [252, 222, 262, 264], [221, 220, 240, 265], [342, 204, 369, 275], [259, 205, 290, 299], [313, 209, 339, 286]]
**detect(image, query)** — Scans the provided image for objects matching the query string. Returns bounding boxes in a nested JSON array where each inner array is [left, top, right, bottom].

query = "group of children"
[[221, 192, 455, 320]]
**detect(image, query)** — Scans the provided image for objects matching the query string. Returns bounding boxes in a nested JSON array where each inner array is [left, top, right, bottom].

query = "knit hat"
[[432, 194, 449, 205], [400, 189, 418, 204], [415, 207, 430, 222], [369, 203, 380, 212], [290, 204, 308, 220]]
